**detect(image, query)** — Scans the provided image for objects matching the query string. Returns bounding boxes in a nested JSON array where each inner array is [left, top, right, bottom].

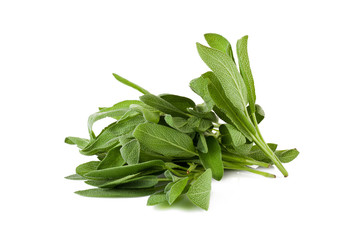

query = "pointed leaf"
[[64, 174, 86, 180], [189, 75, 214, 110], [198, 136, 223, 180], [84, 160, 165, 180], [133, 123, 197, 158], [204, 33, 235, 61], [220, 124, 246, 147], [276, 149, 299, 163], [76, 161, 100, 177], [113, 73, 150, 94], [87, 100, 141, 139], [236, 35, 256, 113], [97, 146, 125, 170], [197, 43, 248, 112], [197, 133, 208, 153], [159, 94, 196, 112], [147, 193, 167, 206], [80, 115, 145, 156], [140, 94, 189, 118], [166, 177, 188, 205], [65, 137, 89, 150], [186, 169, 212, 210], [121, 139, 140, 165], [206, 72, 256, 139], [75, 188, 155, 198]]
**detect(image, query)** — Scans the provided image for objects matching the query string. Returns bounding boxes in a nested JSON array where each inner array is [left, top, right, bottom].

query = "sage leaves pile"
[[65, 33, 299, 210]]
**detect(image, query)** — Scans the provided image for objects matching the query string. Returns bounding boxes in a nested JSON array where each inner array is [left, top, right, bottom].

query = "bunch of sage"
[[65, 33, 299, 210]]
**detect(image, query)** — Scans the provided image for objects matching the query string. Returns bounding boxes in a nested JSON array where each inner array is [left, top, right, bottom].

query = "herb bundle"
[[65, 33, 299, 210]]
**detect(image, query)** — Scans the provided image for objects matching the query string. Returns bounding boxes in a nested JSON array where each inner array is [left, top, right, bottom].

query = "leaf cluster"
[[65, 33, 299, 210]]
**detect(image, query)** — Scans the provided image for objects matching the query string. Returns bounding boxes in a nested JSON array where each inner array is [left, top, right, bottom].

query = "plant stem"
[[251, 133, 288, 177], [222, 152, 270, 168], [224, 162, 276, 178]]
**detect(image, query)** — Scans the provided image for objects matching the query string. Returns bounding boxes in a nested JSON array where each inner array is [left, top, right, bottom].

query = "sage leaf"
[[65, 174, 86, 180], [140, 94, 189, 118], [65, 137, 89, 150], [189, 75, 214, 110], [147, 193, 167, 206], [81, 115, 145, 156], [97, 146, 125, 170], [75, 188, 155, 198], [159, 94, 196, 112], [199, 136, 223, 181], [204, 33, 235, 61], [206, 71, 256, 139], [130, 104, 160, 123], [197, 133, 208, 153], [276, 149, 299, 163], [186, 169, 212, 210], [133, 123, 197, 158], [196, 43, 248, 112], [166, 177, 188, 205], [114, 175, 159, 189], [247, 104, 265, 124], [113, 73, 150, 95], [84, 160, 165, 180], [88, 100, 141, 139], [236, 35, 256, 114], [120, 139, 140, 165], [76, 161, 100, 177], [220, 124, 246, 147]]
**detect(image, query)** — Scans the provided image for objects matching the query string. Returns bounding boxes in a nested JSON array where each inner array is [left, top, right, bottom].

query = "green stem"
[[222, 152, 270, 168], [224, 162, 276, 178], [251, 133, 288, 177], [251, 113, 264, 142]]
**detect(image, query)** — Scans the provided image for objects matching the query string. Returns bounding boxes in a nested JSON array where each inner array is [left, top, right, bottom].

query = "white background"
[[1, 0, 359, 239]]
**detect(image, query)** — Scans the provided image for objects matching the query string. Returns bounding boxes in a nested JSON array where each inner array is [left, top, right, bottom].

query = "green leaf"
[[64, 137, 89, 150], [130, 104, 160, 123], [204, 33, 235, 61], [197, 133, 208, 153], [75, 188, 155, 198], [140, 94, 189, 118], [236, 35, 256, 114], [116, 175, 159, 189], [120, 139, 140, 165], [187, 108, 218, 123], [87, 100, 141, 140], [189, 75, 214, 111], [76, 161, 100, 177], [133, 123, 197, 158], [164, 170, 181, 182], [159, 94, 196, 112], [276, 149, 299, 163], [84, 160, 165, 180], [166, 177, 188, 205], [206, 72, 255, 139], [97, 146, 125, 170], [64, 174, 86, 180], [113, 73, 150, 95], [164, 115, 192, 133], [80, 115, 145, 156], [220, 124, 246, 147], [186, 169, 212, 210], [147, 193, 167, 206], [198, 136, 223, 181], [196, 43, 248, 112], [247, 104, 265, 124], [86, 173, 139, 187], [248, 143, 278, 163]]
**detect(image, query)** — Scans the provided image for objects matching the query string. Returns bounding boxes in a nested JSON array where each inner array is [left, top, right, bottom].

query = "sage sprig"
[[65, 33, 299, 210]]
